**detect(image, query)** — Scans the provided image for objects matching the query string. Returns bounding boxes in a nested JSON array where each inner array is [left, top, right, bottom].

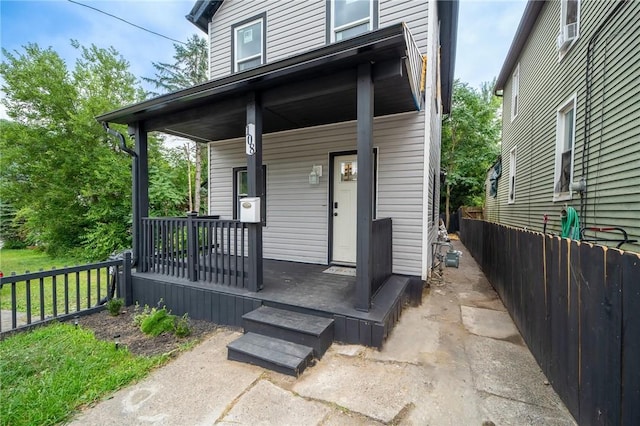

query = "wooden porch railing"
[[372, 218, 393, 295], [141, 215, 248, 287]]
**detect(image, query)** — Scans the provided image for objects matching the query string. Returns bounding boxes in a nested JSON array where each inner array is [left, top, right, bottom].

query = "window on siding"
[[511, 64, 520, 121], [232, 15, 265, 72], [557, 0, 580, 55], [508, 147, 516, 204], [233, 166, 267, 224], [328, 0, 378, 43], [553, 95, 577, 201]]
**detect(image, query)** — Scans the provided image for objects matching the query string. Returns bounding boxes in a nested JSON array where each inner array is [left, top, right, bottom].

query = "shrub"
[[106, 298, 124, 316], [174, 314, 191, 338], [133, 299, 191, 338], [140, 308, 175, 337]]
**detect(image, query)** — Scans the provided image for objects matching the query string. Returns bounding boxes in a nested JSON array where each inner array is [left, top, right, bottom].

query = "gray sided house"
[[487, 0, 640, 252], [99, 0, 458, 373]]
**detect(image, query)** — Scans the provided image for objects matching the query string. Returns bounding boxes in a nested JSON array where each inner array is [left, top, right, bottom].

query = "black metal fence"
[[460, 219, 640, 425], [141, 215, 248, 287], [0, 254, 131, 334], [372, 218, 392, 295]]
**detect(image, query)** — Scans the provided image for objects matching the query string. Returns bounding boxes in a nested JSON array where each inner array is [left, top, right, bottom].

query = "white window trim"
[[508, 146, 517, 204], [557, 0, 580, 60], [330, 0, 375, 43], [511, 63, 520, 122], [553, 94, 577, 202], [233, 17, 264, 73]]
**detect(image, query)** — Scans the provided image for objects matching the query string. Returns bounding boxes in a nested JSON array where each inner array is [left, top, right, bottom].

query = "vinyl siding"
[[209, 112, 426, 276], [421, 0, 442, 274], [208, 0, 429, 80], [489, 0, 640, 252]]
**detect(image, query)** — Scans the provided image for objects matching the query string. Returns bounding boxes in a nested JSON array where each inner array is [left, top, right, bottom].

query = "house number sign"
[[246, 123, 255, 155]]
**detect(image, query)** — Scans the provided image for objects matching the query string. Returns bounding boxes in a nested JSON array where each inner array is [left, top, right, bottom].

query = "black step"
[[242, 306, 334, 358], [227, 332, 314, 377]]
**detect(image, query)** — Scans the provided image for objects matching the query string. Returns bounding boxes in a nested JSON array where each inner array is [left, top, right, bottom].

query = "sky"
[[0, 0, 528, 119]]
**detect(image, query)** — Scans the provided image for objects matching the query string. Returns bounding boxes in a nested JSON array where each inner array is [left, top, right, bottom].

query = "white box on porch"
[[239, 197, 261, 223]]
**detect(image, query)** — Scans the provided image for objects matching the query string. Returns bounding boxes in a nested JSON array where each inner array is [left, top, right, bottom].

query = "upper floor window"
[[327, 0, 378, 43], [232, 14, 266, 73], [511, 64, 520, 121], [557, 0, 580, 55], [553, 94, 577, 201]]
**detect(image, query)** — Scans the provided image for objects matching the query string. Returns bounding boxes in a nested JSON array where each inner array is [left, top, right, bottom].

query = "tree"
[[0, 41, 184, 259], [143, 34, 209, 214], [440, 80, 501, 227]]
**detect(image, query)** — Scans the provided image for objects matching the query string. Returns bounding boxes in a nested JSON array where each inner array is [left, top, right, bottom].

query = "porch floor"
[[133, 258, 410, 323]]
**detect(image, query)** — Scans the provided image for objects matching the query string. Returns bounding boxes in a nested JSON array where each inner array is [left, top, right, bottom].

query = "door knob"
[[334, 212, 338, 216]]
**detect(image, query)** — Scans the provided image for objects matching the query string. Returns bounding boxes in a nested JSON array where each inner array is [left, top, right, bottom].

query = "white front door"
[[332, 154, 358, 264]]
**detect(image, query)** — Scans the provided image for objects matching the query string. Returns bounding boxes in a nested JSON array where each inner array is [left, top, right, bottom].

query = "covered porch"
[[98, 24, 425, 316]]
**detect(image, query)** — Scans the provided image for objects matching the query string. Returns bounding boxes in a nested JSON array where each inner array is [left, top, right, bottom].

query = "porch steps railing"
[[227, 306, 334, 377], [141, 215, 248, 287]]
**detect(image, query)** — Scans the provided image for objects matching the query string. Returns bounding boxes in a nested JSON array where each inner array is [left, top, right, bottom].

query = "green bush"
[[174, 314, 191, 338], [106, 297, 124, 316], [133, 299, 191, 337], [140, 308, 175, 337]]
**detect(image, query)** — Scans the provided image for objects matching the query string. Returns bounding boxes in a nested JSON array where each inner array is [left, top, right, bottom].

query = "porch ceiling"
[[97, 24, 419, 142]]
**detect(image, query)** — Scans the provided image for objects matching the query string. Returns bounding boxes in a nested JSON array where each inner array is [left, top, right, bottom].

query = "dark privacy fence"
[[460, 219, 640, 425]]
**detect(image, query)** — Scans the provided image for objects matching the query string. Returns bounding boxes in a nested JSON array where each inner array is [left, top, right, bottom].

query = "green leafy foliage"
[[0, 41, 191, 260], [174, 314, 192, 338], [140, 307, 175, 336], [0, 201, 27, 248], [107, 297, 124, 316], [144, 35, 208, 214], [133, 300, 191, 337], [441, 80, 502, 225]]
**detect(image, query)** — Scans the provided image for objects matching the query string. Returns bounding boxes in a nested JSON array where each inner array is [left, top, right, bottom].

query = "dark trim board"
[[130, 269, 412, 348]]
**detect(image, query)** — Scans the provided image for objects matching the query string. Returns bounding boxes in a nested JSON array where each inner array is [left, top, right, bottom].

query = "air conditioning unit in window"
[[557, 23, 578, 51]]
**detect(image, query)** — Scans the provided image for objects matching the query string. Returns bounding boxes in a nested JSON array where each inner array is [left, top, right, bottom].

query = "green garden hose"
[[561, 207, 581, 240]]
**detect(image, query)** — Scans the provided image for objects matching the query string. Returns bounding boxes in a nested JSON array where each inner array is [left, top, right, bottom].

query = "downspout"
[[580, 0, 629, 228], [102, 122, 139, 266]]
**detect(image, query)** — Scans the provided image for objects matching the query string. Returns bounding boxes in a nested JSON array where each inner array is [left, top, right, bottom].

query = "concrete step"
[[242, 306, 334, 358], [227, 332, 314, 377]]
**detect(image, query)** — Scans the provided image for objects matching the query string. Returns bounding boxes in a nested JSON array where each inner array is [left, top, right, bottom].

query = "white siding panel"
[[209, 112, 425, 275], [380, 0, 429, 50], [209, 0, 325, 80], [209, 0, 429, 80]]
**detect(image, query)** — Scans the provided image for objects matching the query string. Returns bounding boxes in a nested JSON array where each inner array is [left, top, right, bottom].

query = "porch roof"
[[97, 24, 422, 142]]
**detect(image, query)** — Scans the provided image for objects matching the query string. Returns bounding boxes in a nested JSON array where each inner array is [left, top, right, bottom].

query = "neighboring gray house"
[[98, 0, 458, 364], [487, 0, 640, 252]]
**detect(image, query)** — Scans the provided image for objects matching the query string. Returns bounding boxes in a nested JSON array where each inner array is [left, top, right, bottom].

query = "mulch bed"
[[76, 308, 219, 357]]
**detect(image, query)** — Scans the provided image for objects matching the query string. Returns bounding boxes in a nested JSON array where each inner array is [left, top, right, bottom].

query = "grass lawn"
[[0, 249, 82, 275], [0, 322, 167, 426], [0, 249, 109, 316]]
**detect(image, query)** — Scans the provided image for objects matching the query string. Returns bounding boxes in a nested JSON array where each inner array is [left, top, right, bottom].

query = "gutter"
[[103, 122, 137, 158]]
